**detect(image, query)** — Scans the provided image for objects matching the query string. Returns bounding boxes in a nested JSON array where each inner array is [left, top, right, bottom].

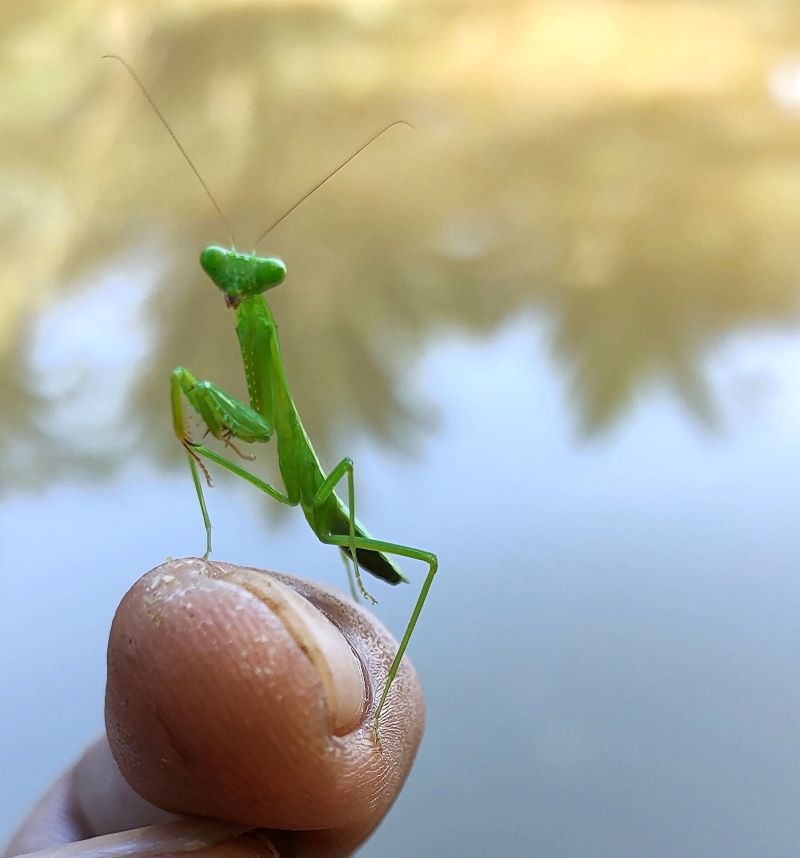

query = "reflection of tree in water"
[[538, 101, 800, 433], [3, 2, 800, 488]]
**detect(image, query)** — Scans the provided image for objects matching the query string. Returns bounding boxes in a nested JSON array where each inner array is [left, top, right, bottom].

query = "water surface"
[[3, 3, 800, 856]]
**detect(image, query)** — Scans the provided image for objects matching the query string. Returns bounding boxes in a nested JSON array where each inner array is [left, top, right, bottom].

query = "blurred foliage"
[[3, 0, 800, 490]]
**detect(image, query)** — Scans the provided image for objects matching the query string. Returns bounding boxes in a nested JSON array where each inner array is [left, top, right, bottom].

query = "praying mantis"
[[106, 56, 437, 735]]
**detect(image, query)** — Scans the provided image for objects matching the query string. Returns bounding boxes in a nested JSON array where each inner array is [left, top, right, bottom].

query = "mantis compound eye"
[[254, 257, 287, 292], [199, 245, 227, 282]]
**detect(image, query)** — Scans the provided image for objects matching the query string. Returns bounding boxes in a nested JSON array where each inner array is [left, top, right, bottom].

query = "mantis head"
[[200, 245, 287, 309]]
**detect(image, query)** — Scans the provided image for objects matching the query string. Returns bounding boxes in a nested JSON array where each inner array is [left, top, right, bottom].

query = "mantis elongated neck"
[[233, 295, 295, 430]]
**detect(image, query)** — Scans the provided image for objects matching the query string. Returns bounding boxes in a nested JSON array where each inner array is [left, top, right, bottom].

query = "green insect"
[[106, 56, 437, 735]]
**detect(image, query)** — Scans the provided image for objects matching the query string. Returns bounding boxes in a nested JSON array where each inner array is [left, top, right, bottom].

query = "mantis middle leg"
[[313, 457, 377, 604]]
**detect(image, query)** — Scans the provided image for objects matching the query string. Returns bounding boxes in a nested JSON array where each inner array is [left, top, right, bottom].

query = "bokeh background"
[[4, 1, 800, 855]]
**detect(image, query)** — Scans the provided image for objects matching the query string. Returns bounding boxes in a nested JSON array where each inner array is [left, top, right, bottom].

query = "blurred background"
[[3, 1, 800, 855]]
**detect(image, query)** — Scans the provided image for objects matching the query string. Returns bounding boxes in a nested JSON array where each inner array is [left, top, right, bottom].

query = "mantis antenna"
[[103, 55, 413, 252], [103, 53, 238, 248], [252, 119, 414, 249]]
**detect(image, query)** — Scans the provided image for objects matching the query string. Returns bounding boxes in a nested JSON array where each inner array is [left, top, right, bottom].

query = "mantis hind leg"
[[320, 531, 437, 736]]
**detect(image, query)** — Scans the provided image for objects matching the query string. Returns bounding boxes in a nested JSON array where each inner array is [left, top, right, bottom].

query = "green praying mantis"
[[106, 56, 437, 734]]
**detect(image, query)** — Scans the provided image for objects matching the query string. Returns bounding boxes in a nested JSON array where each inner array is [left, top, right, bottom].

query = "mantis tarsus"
[[106, 55, 438, 736]]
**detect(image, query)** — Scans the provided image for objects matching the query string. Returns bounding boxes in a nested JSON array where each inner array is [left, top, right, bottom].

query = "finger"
[[72, 737, 178, 835], [10, 823, 277, 858], [3, 738, 247, 857], [105, 558, 425, 854]]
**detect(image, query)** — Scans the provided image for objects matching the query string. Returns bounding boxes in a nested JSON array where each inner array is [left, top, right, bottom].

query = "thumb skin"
[[104, 558, 425, 856], [4, 558, 425, 858]]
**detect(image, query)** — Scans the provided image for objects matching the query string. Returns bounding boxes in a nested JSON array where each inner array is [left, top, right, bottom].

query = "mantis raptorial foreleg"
[[171, 368, 289, 556]]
